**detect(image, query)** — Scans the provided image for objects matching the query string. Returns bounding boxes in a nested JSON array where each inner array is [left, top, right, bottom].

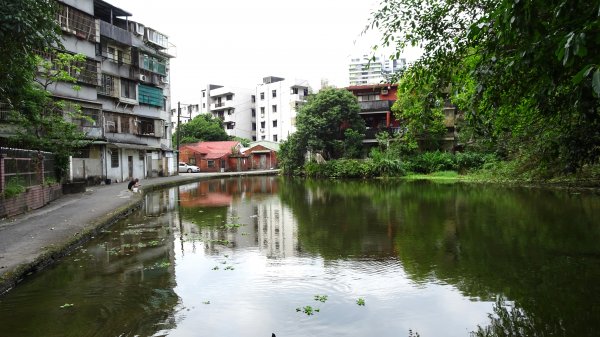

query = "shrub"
[[2, 178, 26, 199]]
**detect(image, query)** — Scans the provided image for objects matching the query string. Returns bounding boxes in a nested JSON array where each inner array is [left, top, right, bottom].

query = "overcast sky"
[[107, 0, 418, 105]]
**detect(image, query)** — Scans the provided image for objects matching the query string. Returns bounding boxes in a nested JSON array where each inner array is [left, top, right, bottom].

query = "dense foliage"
[[175, 114, 230, 145], [279, 88, 366, 173], [367, 0, 600, 179]]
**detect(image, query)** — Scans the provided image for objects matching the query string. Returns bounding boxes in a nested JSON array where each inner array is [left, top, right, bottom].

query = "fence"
[[0, 147, 57, 193]]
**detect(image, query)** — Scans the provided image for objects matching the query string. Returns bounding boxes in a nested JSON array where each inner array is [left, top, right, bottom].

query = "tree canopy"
[[175, 114, 230, 145], [279, 88, 366, 172], [367, 0, 600, 177], [0, 0, 61, 107]]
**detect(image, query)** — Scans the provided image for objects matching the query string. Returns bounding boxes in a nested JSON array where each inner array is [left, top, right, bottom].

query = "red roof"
[[346, 83, 398, 91], [180, 141, 241, 160]]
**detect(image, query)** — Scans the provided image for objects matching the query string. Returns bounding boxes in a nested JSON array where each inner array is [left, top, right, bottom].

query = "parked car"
[[179, 162, 200, 173]]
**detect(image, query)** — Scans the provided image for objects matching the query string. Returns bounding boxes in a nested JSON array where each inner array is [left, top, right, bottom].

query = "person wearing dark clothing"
[[128, 178, 140, 191]]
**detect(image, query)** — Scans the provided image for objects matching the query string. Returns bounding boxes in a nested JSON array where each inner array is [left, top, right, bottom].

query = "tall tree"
[[0, 0, 61, 107], [175, 114, 230, 144], [279, 88, 366, 172], [366, 0, 600, 177]]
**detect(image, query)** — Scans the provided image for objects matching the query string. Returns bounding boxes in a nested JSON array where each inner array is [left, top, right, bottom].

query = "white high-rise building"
[[254, 76, 309, 142], [348, 54, 406, 86], [208, 86, 255, 140]]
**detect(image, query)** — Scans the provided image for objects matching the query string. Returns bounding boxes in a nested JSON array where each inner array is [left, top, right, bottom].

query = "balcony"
[[358, 100, 394, 113], [99, 20, 132, 46], [363, 127, 403, 141], [211, 101, 234, 111], [82, 126, 102, 139]]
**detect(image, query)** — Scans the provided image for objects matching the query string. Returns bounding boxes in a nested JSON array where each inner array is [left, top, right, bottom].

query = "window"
[[261, 135, 266, 140], [105, 113, 118, 133], [202, 91, 206, 97], [120, 116, 130, 134], [272, 89, 277, 98], [251, 95, 256, 102], [207, 160, 215, 168], [111, 150, 119, 168], [251, 108, 256, 117], [260, 121, 265, 128], [226, 94, 233, 101], [252, 122, 256, 131], [260, 92, 264, 100], [226, 123, 234, 130], [303, 88, 308, 96], [99, 74, 116, 96], [260, 107, 265, 114], [252, 136, 256, 141], [273, 134, 278, 142], [120, 79, 136, 100], [203, 103, 206, 108], [272, 105, 277, 113], [138, 150, 145, 160], [73, 148, 90, 158], [272, 120, 277, 127]]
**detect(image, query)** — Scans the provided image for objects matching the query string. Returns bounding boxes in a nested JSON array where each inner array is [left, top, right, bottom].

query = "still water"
[[0, 177, 599, 337]]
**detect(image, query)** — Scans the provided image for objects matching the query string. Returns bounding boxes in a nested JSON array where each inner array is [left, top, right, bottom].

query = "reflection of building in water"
[[176, 177, 298, 257], [144, 188, 177, 216], [256, 196, 298, 258]]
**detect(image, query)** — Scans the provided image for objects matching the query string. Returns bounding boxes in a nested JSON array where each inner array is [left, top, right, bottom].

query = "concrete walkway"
[[0, 170, 278, 294]]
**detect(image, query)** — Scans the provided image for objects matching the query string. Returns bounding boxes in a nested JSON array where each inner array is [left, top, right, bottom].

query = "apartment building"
[[254, 76, 309, 142], [192, 77, 310, 143], [52, 0, 176, 183], [348, 54, 406, 86]]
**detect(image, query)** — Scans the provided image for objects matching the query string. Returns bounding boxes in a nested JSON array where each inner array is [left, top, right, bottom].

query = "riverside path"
[[0, 170, 278, 294]]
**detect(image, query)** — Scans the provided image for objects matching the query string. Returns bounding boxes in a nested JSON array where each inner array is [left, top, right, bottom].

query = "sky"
[[107, 0, 420, 106]]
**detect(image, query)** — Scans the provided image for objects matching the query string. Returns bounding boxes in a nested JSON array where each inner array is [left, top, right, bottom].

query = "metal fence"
[[1, 147, 56, 189]]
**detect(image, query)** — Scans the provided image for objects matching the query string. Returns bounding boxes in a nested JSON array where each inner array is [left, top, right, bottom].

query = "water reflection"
[[1, 177, 599, 337]]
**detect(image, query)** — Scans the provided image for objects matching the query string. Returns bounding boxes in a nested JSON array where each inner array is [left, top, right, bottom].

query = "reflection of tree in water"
[[472, 297, 561, 337], [279, 178, 600, 336]]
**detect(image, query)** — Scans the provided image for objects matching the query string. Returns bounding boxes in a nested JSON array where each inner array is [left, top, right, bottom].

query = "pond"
[[0, 177, 599, 337]]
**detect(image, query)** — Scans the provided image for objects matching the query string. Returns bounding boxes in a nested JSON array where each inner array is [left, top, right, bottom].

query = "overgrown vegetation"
[[1, 178, 26, 199], [365, 0, 600, 181]]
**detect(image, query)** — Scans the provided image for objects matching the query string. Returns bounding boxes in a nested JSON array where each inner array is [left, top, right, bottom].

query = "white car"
[[179, 162, 200, 173]]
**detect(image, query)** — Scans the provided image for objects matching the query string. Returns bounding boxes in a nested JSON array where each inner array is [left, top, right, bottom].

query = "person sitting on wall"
[[128, 178, 140, 191]]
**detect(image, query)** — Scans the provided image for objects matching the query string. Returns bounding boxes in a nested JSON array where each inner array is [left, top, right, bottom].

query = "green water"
[[0, 177, 598, 337]]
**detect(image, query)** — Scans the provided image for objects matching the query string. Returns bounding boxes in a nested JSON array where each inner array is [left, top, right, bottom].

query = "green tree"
[[0, 0, 61, 107], [366, 0, 600, 177], [392, 65, 448, 151], [279, 88, 365, 173], [7, 53, 93, 178], [175, 114, 229, 144]]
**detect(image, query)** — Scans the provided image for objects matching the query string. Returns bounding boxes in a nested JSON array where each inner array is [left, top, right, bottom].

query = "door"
[[128, 156, 133, 179], [259, 154, 267, 169]]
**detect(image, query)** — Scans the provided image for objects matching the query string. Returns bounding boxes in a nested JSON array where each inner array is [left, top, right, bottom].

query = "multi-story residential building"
[[49, 0, 176, 183], [254, 76, 309, 143], [348, 54, 406, 86], [190, 77, 310, 143], [207, 86, 255, 140], [347, 83, 458, 151], [346, 83, 401, 145]]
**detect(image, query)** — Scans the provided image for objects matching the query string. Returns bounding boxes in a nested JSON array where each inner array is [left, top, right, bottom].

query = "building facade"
[[189, 77, 310, 143], [348, 54, 406, 86], [346, 83, 401, 145], [53, 0, 176, 183]]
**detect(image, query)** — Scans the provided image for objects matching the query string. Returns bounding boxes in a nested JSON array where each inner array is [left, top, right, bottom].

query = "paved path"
[[0, 170, 278, 294]]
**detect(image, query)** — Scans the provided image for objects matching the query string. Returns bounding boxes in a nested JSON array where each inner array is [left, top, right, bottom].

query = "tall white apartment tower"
[[208, 86, 255, 140], [348, 54, 406, 86], [254, 76, 309, 142]]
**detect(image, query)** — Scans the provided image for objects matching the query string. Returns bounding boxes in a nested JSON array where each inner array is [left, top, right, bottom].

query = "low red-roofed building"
[[179, 141, 244, 172]]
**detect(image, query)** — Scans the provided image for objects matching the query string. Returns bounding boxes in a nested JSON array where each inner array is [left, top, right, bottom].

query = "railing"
[[363, 127, 403, 139], [57, 3, 98, 43], [99, 20, 132, 46], [358, 100, 393, 112]]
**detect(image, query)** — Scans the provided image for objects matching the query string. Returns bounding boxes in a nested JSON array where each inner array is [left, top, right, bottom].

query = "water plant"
[[296, 306, 318, 316], [224, 266, 235, 271], [59, 303, 74, 309], [314, 295, 328, 302], [203, 301, 210, 305], [212, 266, 219, 270], [356, 298, 365, 306]]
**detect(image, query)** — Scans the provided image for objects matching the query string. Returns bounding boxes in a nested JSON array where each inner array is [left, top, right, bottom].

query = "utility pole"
[[176, 101, 181, 172]]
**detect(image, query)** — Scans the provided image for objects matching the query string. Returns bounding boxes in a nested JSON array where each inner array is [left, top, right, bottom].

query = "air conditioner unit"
[[160, 76, 169, 84], [381, 89, 389, 95], [134, 23, 145, 36], [139, 74, 147, 82]]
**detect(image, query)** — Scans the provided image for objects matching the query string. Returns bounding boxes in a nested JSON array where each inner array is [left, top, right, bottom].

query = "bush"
[[404, 151, 456, 173], [455, 152, 497, 173], [2, 178, 26, 199], [303, 159, 375, 179]]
